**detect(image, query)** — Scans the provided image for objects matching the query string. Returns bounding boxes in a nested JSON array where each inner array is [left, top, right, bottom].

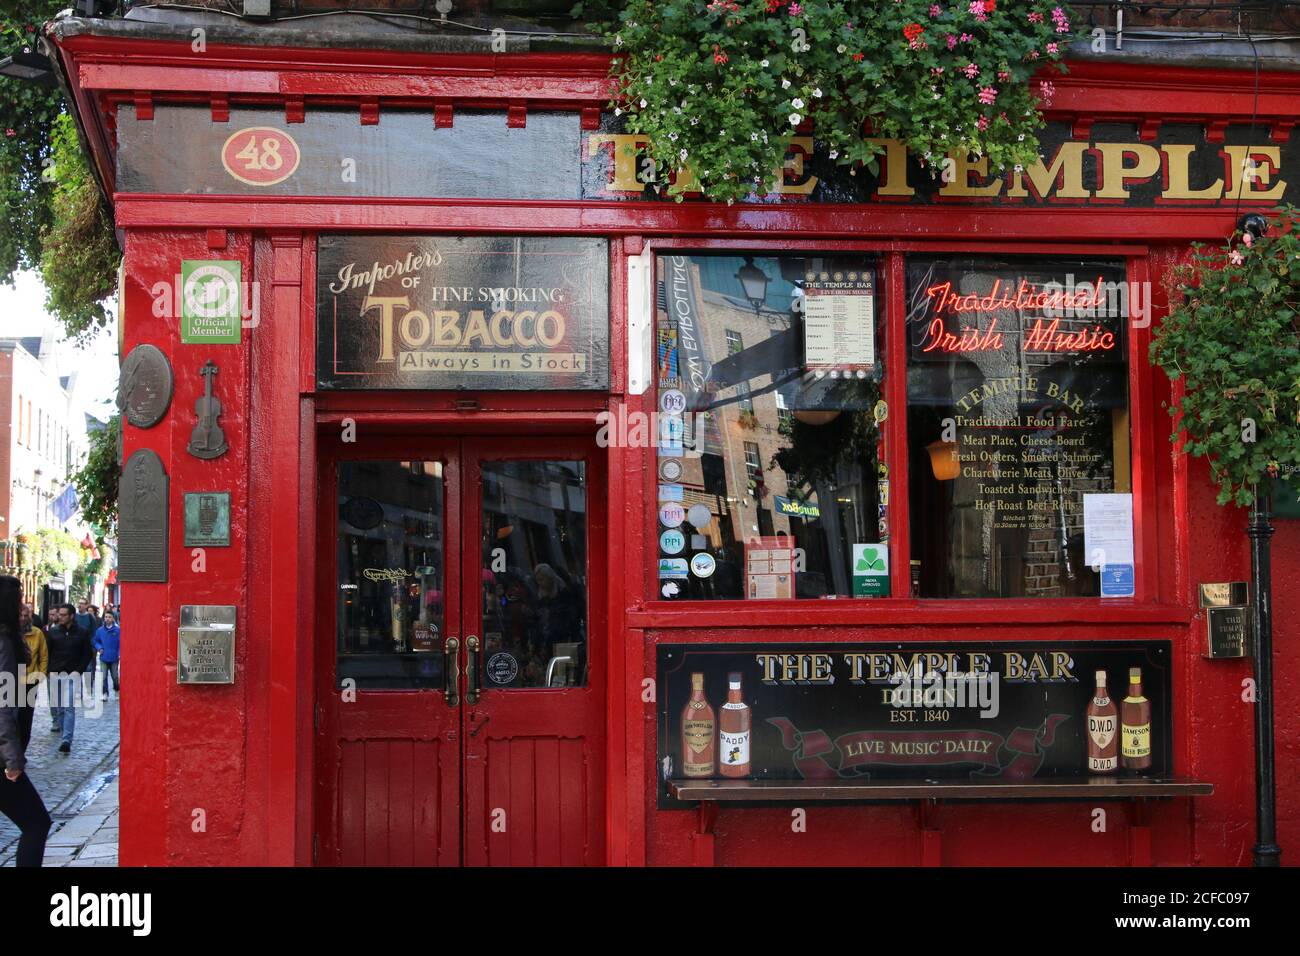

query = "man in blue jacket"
[[93, 611, 120, 700]]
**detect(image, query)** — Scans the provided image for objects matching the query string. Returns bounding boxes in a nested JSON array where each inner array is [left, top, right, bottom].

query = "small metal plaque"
[[1199, 582, 1250, 608], [1205, 606, 1253, 659], [119, 344, 174, 428], [118, 449, 169, 582], [178, 605, 236, 684], [184, 492, 231, 547]]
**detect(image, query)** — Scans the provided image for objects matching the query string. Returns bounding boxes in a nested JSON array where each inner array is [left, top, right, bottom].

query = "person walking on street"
[[45, 604, 90, 755], [17, 603, 46, 753], [75, 600, 100, 700], [93, 611, 120, 700], [0, 576, 52, 867]]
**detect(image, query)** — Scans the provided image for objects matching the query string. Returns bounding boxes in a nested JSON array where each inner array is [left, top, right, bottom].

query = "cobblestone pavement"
[[0, 679, 120, 867]]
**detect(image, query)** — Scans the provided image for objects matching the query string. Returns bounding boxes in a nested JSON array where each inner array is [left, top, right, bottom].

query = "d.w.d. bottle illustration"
[[719, 672, 752, 778], [1086, 670, 1118, 774], [680, 673, 716, 778]]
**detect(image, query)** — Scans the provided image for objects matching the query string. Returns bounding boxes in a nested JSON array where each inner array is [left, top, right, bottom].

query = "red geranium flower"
[[903, 23, 925, 41]]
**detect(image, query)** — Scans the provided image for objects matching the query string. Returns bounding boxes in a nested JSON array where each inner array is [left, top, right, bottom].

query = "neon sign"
[[919, 276, 1119, 354]]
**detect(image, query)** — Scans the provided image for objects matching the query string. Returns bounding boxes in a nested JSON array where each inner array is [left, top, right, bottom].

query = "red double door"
[[315, 434, 606, 866]]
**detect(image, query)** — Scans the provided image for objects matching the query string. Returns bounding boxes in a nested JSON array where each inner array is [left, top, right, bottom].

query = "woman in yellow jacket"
[[18, 602, 47, 753]]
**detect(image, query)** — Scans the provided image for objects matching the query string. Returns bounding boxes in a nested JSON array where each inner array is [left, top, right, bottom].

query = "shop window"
[[336, 459, 446, 689], [654, 252, 884, 599], [906, 256, 1133, 599]]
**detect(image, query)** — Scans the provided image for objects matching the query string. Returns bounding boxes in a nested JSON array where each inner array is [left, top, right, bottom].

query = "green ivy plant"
[[1, 1, 120, 342], [1150, 205, 1300, 507], [72, 412, 120, 533], [602, 0, 1075, 203]]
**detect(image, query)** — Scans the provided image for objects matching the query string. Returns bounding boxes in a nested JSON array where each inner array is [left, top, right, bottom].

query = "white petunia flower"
[[813, 88, 823, 97], [792, 98, 804, 109], [680, 148, 688, 161], [789, 112, 803, 126], [828, 149, 839, 159], [782, 78, 791, 89], [639, 99, 648, 108], [760, 59, 770, 67]]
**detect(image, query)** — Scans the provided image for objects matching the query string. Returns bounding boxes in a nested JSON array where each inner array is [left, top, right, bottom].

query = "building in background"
[[0, 333, 101, 612]]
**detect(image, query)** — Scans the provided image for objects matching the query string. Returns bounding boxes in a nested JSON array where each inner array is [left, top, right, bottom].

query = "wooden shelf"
[[668, 776, 1213, 802]]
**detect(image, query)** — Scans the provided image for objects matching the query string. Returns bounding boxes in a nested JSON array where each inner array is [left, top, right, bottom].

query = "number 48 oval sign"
[[221, 127, 301, 187]]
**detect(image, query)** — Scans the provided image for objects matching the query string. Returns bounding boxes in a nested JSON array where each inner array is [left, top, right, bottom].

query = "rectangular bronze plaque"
[[184, 492, 231, 547], [177, 605, 236, 684], [118, 449, 169, 582], [316, 235, 609, 391], [1199, 582, 1250, 608], [1205, 606, 1253, 659]]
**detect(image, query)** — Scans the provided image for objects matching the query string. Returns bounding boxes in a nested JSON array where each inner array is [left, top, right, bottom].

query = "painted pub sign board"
[[316, 235, 609, 390], [656, 641, 1171, 808]]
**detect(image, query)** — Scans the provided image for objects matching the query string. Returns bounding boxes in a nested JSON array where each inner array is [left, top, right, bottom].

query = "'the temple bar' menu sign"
[[656, 641, 1171, 808], [316, 235, 609, 390]]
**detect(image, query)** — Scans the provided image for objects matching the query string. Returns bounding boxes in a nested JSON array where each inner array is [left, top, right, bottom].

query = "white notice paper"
[[803, 276, 875, 371], [1083, 493, 1135, 598]]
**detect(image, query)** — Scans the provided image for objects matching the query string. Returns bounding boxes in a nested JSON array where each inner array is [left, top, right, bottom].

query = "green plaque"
[[184, 491, 231, 547], [181, 260, 242, 343]]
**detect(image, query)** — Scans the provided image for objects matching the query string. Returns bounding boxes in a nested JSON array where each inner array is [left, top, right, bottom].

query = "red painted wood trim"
[[884, 251, 911, 600], [110, 197, 1257, 242], [627, 603, 1195, 628]]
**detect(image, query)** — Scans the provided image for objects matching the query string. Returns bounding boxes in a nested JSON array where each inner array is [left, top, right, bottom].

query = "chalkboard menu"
[[656, 641, 1171, 809]]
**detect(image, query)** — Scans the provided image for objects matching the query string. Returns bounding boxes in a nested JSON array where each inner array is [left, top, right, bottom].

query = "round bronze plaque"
[[119, 344, 174, 428]]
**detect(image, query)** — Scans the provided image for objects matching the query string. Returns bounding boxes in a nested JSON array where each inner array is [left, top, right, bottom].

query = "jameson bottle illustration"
[[719, 672, 752, 778], [1086, 670, 1119, 774], [681, 672, 716, 778], [1121, 667, 1152, 771]]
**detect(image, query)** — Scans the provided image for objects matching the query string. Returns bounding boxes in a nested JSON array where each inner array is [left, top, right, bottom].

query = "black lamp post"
[[1238, 211, 1281, 867], [735, 257, 769, 313]]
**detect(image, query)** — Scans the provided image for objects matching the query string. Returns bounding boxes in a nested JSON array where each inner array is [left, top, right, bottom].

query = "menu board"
[[803, 271, 875, 371], [745, 537, 795, 599], [657, 640, 1172, 808]]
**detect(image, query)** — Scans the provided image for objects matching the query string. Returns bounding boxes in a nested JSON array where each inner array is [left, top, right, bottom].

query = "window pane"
[[905, 256, 1132, 598], [337, 460, 445, 689], [655, 253, 886, 600], [480, 460, 588, 688]]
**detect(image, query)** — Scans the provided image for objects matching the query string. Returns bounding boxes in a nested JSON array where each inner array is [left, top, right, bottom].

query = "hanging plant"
[[604, 0, 1075, 203], [1150, 205, 1300, 507]]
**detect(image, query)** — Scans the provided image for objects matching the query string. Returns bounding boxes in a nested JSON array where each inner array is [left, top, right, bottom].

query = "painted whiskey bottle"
[[1120, 667, 1152, 771], [681, 672, 716, 778], [1086, 670, 1119, 774], [719, 672, 752, 778]]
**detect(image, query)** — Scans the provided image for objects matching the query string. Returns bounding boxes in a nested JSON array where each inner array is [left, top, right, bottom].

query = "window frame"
[[641, 238, 1159, 616]]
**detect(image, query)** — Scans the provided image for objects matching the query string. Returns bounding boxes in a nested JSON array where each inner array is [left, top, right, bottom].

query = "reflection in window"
[[480, 460, 588, 689], [906, 256, 1133, 598], [336, 460, 445, 689], [655, 253, 885, 600]]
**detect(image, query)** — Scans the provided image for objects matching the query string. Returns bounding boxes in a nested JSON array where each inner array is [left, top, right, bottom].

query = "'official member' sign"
[[316, 235, 609, 390]]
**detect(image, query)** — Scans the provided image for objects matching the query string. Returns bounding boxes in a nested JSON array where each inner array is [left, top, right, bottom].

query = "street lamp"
[[1237, 211, 1282, 868], [735, 256, 770, 313], [0, 51, 57, 89]]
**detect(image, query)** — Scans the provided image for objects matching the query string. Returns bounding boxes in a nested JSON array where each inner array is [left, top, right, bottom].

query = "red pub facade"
[[43, 7, 1300, 867]]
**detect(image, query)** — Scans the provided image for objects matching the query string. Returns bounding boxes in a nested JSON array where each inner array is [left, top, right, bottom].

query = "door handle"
[[546, 655, 574, 688], [465, 635, 481, 705], [444, 637, 460, 707]]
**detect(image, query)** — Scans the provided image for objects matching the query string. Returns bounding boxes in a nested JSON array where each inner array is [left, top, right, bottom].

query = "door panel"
[[318, 440, 462, 867], [461, 438, 606, 867], [317, 434, 604, 867]]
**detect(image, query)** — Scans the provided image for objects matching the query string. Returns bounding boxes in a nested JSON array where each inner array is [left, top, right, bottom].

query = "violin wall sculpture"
[[188, 360, 229, 460]]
